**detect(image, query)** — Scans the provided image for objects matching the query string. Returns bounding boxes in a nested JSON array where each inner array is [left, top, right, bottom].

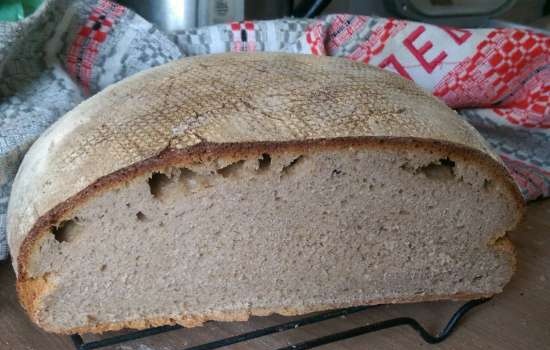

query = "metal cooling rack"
[[71, 298, 489, 350]]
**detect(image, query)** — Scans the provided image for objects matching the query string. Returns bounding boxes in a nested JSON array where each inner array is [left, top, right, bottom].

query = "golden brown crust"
[[492, 236, 518, 274], [40, 290, 495, 335], [15, 136, 524, 332], [17, 273, 54, 320]]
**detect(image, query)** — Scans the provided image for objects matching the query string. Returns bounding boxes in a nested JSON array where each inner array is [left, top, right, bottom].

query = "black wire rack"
[[70, 298, 489, 350]]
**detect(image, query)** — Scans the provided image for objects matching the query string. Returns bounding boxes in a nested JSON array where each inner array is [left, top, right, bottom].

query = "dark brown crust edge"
[[15, 136, 525, 333]]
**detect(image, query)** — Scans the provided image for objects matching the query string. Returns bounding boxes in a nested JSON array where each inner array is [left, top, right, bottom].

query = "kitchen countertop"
[[1, 199, 549, 350]]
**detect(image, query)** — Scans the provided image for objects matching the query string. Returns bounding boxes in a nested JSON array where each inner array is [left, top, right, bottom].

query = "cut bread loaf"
[[7, 53, 524, 334]]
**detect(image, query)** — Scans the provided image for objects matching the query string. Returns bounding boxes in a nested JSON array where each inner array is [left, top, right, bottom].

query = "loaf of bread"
[[7, 53, 523, 334]]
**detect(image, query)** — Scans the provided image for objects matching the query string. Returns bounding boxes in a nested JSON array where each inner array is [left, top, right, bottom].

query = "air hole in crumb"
[[281, 155, 304, 177], [258, 153, 271, 171], [418, 158, 456, 181], [136, 211, 147, 221], [217, 160, 245, 177], [331, 169, 343, 177], [148, 172, 171, 198], [100, 264, 107, 272], [483, 179, 494, 191], [179, 168, 197, 180], [52, 219, 77, 243]]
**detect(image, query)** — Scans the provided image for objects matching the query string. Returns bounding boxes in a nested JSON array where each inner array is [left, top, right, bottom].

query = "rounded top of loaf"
[[7, 53, 513, 273]]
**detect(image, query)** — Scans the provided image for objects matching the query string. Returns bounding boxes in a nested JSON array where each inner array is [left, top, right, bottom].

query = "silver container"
[[116, 0, 292, 32], [116, 0, 244, 31]]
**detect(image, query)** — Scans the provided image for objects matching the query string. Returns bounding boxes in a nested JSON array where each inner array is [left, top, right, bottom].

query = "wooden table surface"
[[1, 200, 549, 350]]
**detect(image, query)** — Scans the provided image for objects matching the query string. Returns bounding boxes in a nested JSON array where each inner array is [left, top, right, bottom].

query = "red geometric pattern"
[[440, 26, 472, 45], [501, 154, 550, 200], [434, 29, 550, 109], [492, 67, 549, 128], [66, 0, 125, 94], [305, 21, 327, 56], [325, 15, 368, 53], [403, 25, 448, 74], [493, 106, 550, 128], [230, 21, 257, 52], [347, 19, 406, 63]]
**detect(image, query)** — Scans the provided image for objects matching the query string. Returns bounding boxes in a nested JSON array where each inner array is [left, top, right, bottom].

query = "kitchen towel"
[[0, 0, 548, 260]]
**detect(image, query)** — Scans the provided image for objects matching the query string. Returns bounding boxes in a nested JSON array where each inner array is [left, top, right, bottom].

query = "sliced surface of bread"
[[7, 53, 523, 334]]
